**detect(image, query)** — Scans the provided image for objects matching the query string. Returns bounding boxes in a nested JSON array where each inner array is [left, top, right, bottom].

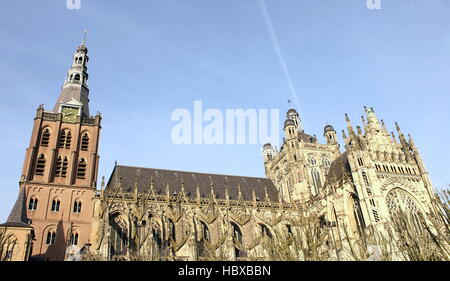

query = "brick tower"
[[17, 37, 101, 260]]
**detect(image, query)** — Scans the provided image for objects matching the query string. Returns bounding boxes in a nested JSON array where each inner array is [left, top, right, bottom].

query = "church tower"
[[17, 37, 101, 260]]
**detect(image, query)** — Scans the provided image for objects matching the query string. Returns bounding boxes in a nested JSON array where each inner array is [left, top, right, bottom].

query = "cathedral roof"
[[325, 152, 352, 185], [106, 165, 280, 202], [298, 131, 315, 143]]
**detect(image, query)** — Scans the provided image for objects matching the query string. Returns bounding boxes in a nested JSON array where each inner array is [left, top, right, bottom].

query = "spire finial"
[[82, 29, 87, 45]]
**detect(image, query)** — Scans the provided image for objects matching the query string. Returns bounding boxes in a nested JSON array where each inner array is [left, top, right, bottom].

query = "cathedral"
[[0, 40, 439, 261]]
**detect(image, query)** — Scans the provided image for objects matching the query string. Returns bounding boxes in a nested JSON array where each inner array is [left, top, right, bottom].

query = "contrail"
[[258, 0, 301, 111]]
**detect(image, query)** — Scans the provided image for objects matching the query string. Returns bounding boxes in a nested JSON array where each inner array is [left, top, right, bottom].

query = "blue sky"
[[1, 0, 449, 222]]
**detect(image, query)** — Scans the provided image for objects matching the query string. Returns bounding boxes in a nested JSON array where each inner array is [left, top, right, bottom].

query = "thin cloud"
[[258, 0, 301, 113]]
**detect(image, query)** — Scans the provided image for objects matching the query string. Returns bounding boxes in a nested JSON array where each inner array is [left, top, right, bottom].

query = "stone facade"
[[3, 40, 439, 261]]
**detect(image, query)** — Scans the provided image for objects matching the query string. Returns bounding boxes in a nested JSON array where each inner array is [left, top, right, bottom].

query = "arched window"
[[35, 154, 46, 175], [200, 221, 210, 242], [231, 222, 242, 245], [308, 155, 317, 166], [286, 224, 293, 236], [51, 198, 61, 212], [168, 219, 176, 243], [74, 74, 80, 81], [109, 213, 128, 256], [46, 230, 56, 245], [41, 128, 50, 147], [260, 224, 272, 239], [70, 233, 79, 246], [322, 157, 331, 167], [81, 133, 89, 151], [357, 157, 364, 166], [349, 195, 366, 238], [55, 156, 69, 178], [59, 130, 72, 149], [311, 168, 322, 194], [386, 188, 421, 223], [77, 158, 87, 179], [73, 199, 82, 213], [28, 196, 38, 211]]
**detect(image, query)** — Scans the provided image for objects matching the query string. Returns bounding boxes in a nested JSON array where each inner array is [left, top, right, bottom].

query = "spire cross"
[[287, 99, 292, 107]]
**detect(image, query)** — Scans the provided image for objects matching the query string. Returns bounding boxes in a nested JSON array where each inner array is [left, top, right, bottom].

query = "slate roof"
[[325, 152, 352, 185], [1, 187, 32, 229], [106, 165, 280, 202], [7, 188, 28, 223]]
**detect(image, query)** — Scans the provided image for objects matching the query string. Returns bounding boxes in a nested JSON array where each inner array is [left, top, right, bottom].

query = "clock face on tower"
[[62, 106, 79, 123]]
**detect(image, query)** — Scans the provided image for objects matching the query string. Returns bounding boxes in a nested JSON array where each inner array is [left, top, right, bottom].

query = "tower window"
[[46, 230, 56, 245], [73, 200, 82, 213], [70, 233, 79, 246], [51, 199, 61, 212], [357, 157, 364, 166], [372, 209, 380, 222], [74, 74, 80, 81], [41, 128, 50, 147], [77, 158, 87, 179], [55, 156, 69, 177], [28, 196, 38, 211], [81, 133, 89, 150], [59, 130, 72, 149], [35, 154, 46, 175]]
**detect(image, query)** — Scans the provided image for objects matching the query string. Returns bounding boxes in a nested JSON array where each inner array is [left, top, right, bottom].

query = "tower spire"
[[52, 38, 91, 116]]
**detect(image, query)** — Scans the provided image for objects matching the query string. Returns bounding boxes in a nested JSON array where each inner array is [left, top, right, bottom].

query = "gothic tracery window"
[[311, 168, 322, 194], [386, 188, 422, 230], [322, 157, 331, 167], [110, 213, 128, 256], [308, 155, 317, 166], [386, 188, 420, 216]]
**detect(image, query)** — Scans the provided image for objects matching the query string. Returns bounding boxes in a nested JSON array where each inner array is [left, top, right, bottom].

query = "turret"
[[286, 108, 302, 132], [324, 124, 337, 145], [263, 143, 274, 163], [284, 118, 296, 140]]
